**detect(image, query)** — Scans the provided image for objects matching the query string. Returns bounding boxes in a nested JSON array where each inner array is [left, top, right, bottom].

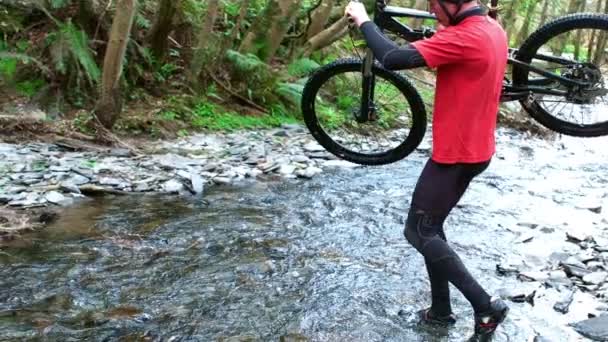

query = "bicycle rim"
[[518, 22, 608, 135], [307, 62, 424, 163]]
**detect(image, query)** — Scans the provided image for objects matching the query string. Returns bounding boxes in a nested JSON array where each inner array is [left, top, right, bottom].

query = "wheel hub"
[[564, 63, 606, 104], [353, 104, 378, 123]]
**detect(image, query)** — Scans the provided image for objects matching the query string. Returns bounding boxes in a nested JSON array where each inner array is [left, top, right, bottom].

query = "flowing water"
[[1, 129, 608, 341]]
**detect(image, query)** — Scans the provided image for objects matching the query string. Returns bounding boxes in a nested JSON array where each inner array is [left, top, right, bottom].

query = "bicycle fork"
[[357, 49, 378, 123]]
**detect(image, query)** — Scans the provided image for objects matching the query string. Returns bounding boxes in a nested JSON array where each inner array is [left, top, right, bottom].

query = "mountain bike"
[[301, 0, 608, 165]]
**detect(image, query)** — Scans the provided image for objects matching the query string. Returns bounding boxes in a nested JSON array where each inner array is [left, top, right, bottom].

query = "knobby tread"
[[301, 58, 427, 165], [513, 13, 608, 137]]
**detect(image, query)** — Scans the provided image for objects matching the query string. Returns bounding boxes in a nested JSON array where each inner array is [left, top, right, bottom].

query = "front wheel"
[[301, 58, 427, 166], [513, 13, 608, 137]]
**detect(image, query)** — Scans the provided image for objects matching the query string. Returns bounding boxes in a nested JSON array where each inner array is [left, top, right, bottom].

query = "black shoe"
[[472, 298, 509, 339], [418, 307, 457, 326]]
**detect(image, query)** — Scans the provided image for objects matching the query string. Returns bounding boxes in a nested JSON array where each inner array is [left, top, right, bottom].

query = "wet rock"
[[498, 287, 536, 304], [583, 272, 608, 285], [570, 315, 608, 341], [162, 179, 184, 193], [59, 182, 81, 194], [303, 142, 324, 152], [496, 263, 519, 276], [554, 290, 575, 314], [44, 191, 66, 205], [562, 258, 591, 278], [567, 230, 592, 243], [191, 173, 205, 194], [518, 271, 549, 282], [213, 177, 232, 185], [296, 166, 322, 179]]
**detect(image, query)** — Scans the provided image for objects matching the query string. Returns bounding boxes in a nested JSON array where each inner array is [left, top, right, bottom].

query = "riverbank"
[[1, 125, 607, 340]]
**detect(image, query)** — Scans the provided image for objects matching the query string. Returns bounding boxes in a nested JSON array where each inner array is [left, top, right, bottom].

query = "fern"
[[47, 21, 100, 84], [287, 58, 320, 77], [225, 49, 268, 73], [275, 82, 304, 106], [49, 0, 71, 9]]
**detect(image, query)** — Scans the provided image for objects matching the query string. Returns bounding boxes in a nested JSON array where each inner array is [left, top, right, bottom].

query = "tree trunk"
[[516, 0, 539, 47], [239, 0, 281, 54], [593, 0, 608, 65], [302, 15, 349, 57], [306, 0, 334, 40], [189, 0, 220, 83], [573, 0, 586, 59], [77, 0, 100, 36], [230, 0, 251, 47], [587, 0, 603, 61], [146, 0, 181, 62], [538, 0, 551, 27], [503, 0, 519, 42], [263, 0, 300, 62], [95, 0, 137, 130]]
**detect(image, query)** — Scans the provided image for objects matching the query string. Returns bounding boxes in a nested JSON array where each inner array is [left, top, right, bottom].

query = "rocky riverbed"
[[1, 125, 608, 340]]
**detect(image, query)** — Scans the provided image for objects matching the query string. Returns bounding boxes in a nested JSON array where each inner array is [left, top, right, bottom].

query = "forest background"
[[0, 0, 605, 141]]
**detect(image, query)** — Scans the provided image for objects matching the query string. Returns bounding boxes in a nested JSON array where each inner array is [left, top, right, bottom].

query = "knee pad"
[[404, 209, 443, 253]]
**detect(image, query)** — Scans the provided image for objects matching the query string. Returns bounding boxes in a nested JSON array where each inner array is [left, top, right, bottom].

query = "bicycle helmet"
[[436, 0, 477, 25]]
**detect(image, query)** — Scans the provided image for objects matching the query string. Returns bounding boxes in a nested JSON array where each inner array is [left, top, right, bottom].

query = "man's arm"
[[359, 21, 427, 70]]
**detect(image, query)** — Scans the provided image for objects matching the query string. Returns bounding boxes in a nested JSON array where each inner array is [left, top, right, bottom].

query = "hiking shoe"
[[473, 298, 509, 338], [418, 307, 457, 326]]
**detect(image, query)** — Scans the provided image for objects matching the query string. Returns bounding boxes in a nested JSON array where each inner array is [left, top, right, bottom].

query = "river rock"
[[44, 191, 66, 205], [59, 182, 81, 194], [162, 179, 184, 193], [303, 141, 325, 152], [583, 272, 608, 285], [570, 315, 608, 341], [518, 271, 549, 282], [554, 290, 575, 314], [296, 166, 322, 179], [191, 173, 204, 194]]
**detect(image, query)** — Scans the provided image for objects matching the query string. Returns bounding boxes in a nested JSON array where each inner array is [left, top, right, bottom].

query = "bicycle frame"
[[357, 0, 592, 119]]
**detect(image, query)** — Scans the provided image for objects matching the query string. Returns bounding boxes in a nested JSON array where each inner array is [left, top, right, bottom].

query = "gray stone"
[[162, 179, 184, 193], [98, 177, 123, 186], [518, 271, 549, 282], [60, 182, 81, 194], [583, 272, 608, 285], [191, 173, 204, 194], [45, 191, 66, 204], [296, 166, 322, 179], [65, 174, 90, 186], [303, 141, 325, 152], [553, 290, 575, 314], [570, 316, 608, 341]]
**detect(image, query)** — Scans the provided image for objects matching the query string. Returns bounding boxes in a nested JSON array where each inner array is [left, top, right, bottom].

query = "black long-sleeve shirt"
[[359, 21, 427, 70]]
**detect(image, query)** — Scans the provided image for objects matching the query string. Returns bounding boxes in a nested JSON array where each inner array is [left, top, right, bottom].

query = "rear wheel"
[[301, 58, 427, 165], [513, 13, 608, 137]]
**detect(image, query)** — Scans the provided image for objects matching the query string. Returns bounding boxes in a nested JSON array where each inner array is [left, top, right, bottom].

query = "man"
[[345, 0, 509, 339]]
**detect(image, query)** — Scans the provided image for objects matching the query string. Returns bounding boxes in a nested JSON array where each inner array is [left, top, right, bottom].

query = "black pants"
[[404, 158, 491, 315]]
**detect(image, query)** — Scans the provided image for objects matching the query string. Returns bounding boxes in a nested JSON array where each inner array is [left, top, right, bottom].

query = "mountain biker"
[[345, 0, 509, 339]]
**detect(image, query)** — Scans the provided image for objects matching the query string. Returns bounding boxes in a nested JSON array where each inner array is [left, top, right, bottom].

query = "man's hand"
[[345, 1, 371, 27]]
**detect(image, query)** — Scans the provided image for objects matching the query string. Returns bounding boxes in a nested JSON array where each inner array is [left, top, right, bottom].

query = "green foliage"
[[190, 101, 297, 131], [46, 21, 100, 85], [275, 82, 304, 107], [0, 57, 17, 81], [16, 79, 46, 98], [181, 0, 207, 27], [135, 14, 151, 29], [154, 63, 179, 82], [49, 0, 71, 9], [0, 7, 24, 33], [287, 58, 320, 78]]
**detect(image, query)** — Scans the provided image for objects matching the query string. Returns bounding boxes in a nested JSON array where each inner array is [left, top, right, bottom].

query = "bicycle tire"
[[301, 58, 427, 166], [513, 13, 608, 137]]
